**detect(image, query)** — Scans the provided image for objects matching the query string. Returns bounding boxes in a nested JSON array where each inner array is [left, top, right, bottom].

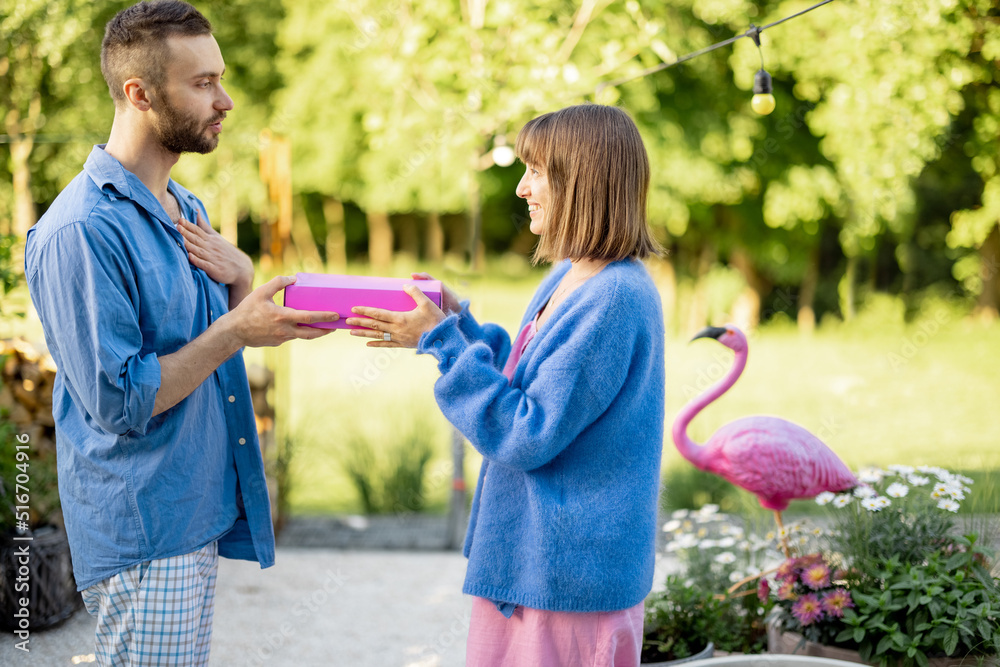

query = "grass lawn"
[[247, 262, 1000, 517]]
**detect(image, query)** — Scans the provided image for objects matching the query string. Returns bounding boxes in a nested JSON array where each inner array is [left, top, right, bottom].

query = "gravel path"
[[2, 548, 472, 667]]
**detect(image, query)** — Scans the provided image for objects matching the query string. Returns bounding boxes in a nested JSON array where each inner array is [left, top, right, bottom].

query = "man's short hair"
[[101, 0, 213, 105], [515, 104, 662, 265]]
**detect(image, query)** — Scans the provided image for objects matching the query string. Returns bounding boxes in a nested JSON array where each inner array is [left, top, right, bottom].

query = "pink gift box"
[[282, 272, 443, 330]]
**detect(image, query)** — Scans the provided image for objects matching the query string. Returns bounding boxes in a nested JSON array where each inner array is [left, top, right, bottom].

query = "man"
[[24, 2, 337, 664]]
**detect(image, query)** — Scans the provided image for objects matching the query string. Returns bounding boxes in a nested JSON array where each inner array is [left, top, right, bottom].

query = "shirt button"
[[177, 241, 183, 248], [228, 395, 236, 403], [238, 438, 246, 445], [433, 340, 443, 348]]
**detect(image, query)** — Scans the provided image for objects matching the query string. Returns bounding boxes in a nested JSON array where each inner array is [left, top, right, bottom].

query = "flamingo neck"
[[672, 345, 748, 470]]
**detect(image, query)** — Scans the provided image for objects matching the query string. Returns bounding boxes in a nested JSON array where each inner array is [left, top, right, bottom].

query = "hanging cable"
[[594, 0, 835, 113]]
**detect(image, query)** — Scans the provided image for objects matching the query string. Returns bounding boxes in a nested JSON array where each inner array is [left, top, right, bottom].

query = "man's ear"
[[122, 78, 153, 111]]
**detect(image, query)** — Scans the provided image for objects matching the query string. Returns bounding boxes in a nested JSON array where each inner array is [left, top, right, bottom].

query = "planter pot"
[[643, 642, 715, 666], [769, 625, 998, 667], [0, 525, 81, 631], [686, 657, 888, 667]]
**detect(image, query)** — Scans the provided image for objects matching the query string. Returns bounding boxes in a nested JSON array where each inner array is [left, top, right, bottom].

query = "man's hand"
[[152, 275, 338, 417], [178, 212, 253, 305], [222, 275, 340, 348]]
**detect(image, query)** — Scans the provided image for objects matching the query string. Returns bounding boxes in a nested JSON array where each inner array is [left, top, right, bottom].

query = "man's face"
[[151, 34, 233, 155]]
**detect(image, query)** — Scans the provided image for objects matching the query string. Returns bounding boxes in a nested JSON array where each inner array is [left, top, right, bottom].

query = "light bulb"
[[751, 69, 775, 115], [751, 93, 776, 115], [491, 145, 516, 168]]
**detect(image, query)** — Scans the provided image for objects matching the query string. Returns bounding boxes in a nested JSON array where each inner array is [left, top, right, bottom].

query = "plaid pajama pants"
[[81, 541, 219, 667]]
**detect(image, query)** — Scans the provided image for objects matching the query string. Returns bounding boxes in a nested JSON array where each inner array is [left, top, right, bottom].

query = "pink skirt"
[[465, 596, 644, 667]]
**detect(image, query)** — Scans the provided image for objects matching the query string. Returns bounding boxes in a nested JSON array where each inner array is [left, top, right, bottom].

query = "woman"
[[347, 103, 665, 666]]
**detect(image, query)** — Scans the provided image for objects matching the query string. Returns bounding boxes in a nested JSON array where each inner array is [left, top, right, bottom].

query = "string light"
[[594, 0, 836, 117], [747, 25, 775, 115]]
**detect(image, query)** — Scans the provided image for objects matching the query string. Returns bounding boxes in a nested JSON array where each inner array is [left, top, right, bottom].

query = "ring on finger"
[[383, 332, 391, 342]]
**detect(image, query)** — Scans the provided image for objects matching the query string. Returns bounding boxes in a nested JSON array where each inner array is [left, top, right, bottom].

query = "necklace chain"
[[549, 263, 604, 307]]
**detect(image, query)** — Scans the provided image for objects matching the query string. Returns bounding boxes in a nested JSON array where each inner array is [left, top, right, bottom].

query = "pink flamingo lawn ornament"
[[672, 325, 858, 556]]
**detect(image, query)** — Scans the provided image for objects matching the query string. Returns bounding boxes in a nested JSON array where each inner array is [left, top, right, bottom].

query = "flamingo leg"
[[773, 510, 790, 558]]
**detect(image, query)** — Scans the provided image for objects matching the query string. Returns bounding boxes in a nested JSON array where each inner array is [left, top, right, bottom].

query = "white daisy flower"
[[861, 497, 884, 511], [699, 539, 718, 549], [717, 537, 737, 548], [698, 504, 720, 516], [937, 499, 960, 512], [674, 534, 699, 549], [956, 474, 974, 485], [729, 571, 745, 583], [815, 491, 836, 505], [662, 520, 682, 532], [886, 483, 909, 498], [888, 464, 915, 475], [697, 528, 708, 538], [908, 475, 931, 486], [875, 496, 891, 508], [947, 486, 966, 501], [671, 509, 690, 519], [714, 552, 737, 564], [739, 540, 752, 552], [854, 485, 876, 499], [858, 468, 885, 483], [812, 527, 824, 536], [833, 495, 853, 508]]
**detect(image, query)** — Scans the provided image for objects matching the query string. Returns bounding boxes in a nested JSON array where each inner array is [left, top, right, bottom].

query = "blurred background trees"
[[2, 0, 998, 333]]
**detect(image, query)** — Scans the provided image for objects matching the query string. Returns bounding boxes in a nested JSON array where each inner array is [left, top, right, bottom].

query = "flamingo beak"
[[691, 326, 728, 342]]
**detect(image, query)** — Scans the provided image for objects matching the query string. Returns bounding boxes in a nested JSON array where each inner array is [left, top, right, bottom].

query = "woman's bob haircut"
[[515, 104, 662, 264]]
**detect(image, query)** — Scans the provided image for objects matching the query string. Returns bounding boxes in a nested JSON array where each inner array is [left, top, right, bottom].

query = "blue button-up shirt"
[[25, 145, 274, 591]]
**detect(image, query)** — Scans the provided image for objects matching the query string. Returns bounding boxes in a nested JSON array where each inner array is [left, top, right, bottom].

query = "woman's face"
[[515, 162, 550, 236]]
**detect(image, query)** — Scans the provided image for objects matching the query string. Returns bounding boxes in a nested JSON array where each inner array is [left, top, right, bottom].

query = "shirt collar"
[[84, 144, 198, 229]]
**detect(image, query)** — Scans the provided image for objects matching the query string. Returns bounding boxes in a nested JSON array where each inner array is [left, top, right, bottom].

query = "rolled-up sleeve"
[[27, 221, 160, 436]]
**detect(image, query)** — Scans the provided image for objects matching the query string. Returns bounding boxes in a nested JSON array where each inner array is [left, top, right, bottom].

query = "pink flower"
[[801, 562, 831, 590], [821, 588, 854, 618], [758, 578, 770, 602], [797, 553, 824, 569], [777, 581, 797, 601], [792, 593, 824, 626], [776, 559, 797, 583]]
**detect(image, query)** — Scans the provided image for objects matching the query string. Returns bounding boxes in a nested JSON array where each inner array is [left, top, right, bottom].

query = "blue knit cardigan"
[[416, 258, 666, 612]]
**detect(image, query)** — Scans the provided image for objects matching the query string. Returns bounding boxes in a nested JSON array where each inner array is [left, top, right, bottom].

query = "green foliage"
[[0, 234, 25, 320], [0, 378, 60, 532], [835, 542, 1000, 667], [766, 465, 1000, 667], [0, 411, 21, 531], [661, 463, 747, 515], [340, 422, 435, 515], [644, 575, 725, 662], [647, 507, 775, 659], [819, 466, 968, 579], [6, 0, 1000, 323]]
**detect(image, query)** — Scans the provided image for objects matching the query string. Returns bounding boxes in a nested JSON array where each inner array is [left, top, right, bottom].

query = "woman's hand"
[[346, 285, 446, 348], [411, 272, 461, 315]]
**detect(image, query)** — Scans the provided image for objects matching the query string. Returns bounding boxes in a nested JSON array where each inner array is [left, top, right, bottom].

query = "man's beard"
[[153, 92, 223, 155]]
